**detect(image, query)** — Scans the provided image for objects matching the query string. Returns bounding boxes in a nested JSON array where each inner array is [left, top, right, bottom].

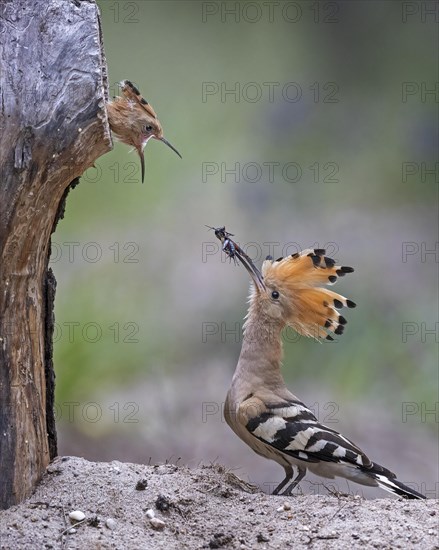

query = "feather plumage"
[[106, 79, 181, 182], [239, 396, 425, 499], [212, 227, 426, 499], [259, 249, 356, 340]]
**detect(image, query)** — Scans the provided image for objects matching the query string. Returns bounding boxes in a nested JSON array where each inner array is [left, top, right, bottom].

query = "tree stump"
[[0, 0, 111, 509]]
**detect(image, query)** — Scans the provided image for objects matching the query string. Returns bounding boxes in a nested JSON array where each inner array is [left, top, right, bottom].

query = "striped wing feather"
[[244, 399, 371, 469]]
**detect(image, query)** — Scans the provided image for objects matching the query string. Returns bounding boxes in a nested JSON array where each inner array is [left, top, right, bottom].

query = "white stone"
[[276, 502, 291, 512], [146, 509, 155, 519], [69, 511, 85, 523], [150, 517, 165, 531], [106, 518, 116, 530]]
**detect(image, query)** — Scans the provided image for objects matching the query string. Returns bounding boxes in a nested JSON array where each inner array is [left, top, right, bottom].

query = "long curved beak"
[[159, 137, 182, 159], [137, 148, 145, 184], [235, 249, 266, 292]]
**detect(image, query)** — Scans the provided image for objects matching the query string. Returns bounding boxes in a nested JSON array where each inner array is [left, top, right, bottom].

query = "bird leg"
[[280, 466, 306, 496], [272, 466, 295, 495], [273, 466, 306, 496]]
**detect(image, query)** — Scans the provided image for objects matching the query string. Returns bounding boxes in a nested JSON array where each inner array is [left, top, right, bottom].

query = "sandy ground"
[[0, 456, 437, 550]]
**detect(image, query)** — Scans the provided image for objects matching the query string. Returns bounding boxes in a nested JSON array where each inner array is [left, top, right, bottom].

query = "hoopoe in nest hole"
[[210, 227, 425, 499], [107, 80, 181, 183]]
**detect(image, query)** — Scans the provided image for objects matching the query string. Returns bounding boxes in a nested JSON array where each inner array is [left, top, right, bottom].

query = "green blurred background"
[[53, 1, 438, 497]]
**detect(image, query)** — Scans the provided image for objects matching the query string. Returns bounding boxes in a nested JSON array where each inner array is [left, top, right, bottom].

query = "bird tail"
[[262, 249, 356, 340], [372, 472, 426, 499], [363, 461, 426, 499]]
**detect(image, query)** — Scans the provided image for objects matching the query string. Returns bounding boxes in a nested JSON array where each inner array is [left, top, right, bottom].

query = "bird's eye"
[[271, 290, 279, 300], [144, 125, 153, 132]]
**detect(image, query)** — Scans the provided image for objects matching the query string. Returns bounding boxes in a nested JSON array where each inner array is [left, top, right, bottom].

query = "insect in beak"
[[207, 225, 266, 291]]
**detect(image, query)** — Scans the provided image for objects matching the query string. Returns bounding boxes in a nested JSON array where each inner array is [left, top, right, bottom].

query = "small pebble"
[[276, 502, 291, 512], [146, 509, 155, 519], [69, 511, 85, 523], [106, 518, 116, 530], [150, 517, 165, 531], [68, 528, 77, 534]]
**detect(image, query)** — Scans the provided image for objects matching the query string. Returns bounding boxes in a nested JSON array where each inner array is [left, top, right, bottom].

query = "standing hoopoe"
[[211, 227, 425, 499], [107, 80, 181, 183]]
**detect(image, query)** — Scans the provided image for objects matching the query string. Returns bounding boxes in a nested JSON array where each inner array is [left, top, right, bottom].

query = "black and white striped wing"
[[245, 400, 372, 468], [244, 399, 426, 499]]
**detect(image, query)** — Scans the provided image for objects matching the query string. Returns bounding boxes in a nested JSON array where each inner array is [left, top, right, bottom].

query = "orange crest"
[[261, 249, 356, 340]]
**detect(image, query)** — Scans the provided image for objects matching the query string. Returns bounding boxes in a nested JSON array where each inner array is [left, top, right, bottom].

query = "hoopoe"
[[107, 80, 181, 183], [211, 228, 425, 499]]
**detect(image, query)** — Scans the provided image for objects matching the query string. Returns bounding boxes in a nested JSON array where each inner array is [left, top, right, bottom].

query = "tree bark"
[[0, 0, 111, 509]]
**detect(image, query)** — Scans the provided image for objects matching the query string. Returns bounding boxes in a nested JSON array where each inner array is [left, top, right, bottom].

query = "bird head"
[[135, 115, 182, 183], [237, 249, 356, 341], [107, 80, 181, 182]]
